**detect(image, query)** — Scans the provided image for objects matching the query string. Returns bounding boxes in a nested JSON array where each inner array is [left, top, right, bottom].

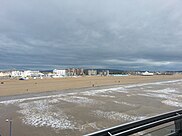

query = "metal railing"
[[85, 109, 182, 136]]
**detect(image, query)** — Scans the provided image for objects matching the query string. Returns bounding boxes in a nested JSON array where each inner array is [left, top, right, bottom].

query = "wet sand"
[[1, 75, 182, 96]]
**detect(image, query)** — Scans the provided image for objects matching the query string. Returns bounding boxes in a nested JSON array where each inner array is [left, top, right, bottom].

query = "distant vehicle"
[[19, 78, 25, 80], [19, 77, 29, 80]]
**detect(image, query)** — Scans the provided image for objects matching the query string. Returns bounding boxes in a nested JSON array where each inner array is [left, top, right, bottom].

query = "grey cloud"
[[0, 0, 182, 70]]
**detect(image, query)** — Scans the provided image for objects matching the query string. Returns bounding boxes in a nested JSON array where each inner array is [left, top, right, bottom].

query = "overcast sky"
[[0, 0, 182, 70]]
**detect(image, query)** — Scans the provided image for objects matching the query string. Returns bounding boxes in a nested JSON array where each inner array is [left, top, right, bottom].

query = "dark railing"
[[85, 109, 182, 136]]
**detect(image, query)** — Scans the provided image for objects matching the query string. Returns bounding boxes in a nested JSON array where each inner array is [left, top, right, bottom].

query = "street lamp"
[[6, 118, 12, 136], [0, 128, 1, 136]]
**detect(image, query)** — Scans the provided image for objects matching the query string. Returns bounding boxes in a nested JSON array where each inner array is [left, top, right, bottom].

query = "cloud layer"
[[0, 0, 182, 70]]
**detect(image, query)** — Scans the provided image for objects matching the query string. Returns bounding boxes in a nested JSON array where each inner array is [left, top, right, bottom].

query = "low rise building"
[[0, 71, 10, 77], [11, 70, 44, 78], [29, 71, 44, 77], [99, 70, 110, 76], [53, 69, 66, 77], [141, 71, 154, 76], [11, 71, 24, 77]]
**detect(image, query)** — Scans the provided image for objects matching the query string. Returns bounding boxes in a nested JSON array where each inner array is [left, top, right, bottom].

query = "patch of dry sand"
[[0, 75, 182, 96]]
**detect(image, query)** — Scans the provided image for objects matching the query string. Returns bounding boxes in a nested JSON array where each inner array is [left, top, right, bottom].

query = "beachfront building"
[[11, 70, 44, 78], [141, 71, 154, 76], [85, 69, 97, 76], [11, 71, 24, 77], [53, 69, 66, 77], [0, 71, 11, 77], [99, 70, 110, 76], [66, 68, 84, 76], [23, 70, 32, 77], [66, 68, 76, 76], [0, 72, 3, 77], [75, 68, 84, 76], [21, 70, 44, 77], [28, 71, 44, 77]]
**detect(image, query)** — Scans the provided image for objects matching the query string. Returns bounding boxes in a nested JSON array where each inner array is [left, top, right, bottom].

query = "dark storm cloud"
[[0, 0, 182, 70]]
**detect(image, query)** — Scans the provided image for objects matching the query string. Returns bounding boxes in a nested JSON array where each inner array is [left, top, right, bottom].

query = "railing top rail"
[[85, 109, 182, 136]]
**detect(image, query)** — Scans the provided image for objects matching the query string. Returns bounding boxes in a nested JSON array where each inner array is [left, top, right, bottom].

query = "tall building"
[[85, 69, 97, 76], [66, 68, 84, 76]]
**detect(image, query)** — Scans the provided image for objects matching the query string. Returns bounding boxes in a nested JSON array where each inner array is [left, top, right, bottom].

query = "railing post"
[[6, 118, 12, 136], [10, 120, 12, 136], [174, 118, 182, 136]]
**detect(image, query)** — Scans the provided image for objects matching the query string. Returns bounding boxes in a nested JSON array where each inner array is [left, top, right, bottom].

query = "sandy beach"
[[0, 75, 182, 136], [1, 75, 182, 96]]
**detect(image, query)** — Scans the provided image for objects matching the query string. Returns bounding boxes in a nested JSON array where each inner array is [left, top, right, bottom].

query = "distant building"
[[85, 70, 97, 76], [0, 72, 3, 77], [75, 68, 84, 75], [53, 69, 66, 77], [141, 71, 154, 76], [0, 72, 10, 77], [11, 70, 44, 78], [28, 71, 44, 77], [99, 70, 110, 76], [23, 70, 32, 77], [66, 68, 76, 76], [66, 68, 84, 76], [11, 71, 24, 77]]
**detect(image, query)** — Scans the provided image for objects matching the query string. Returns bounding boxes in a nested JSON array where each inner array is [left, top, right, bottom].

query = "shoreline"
[[1, 75, 182, 97]]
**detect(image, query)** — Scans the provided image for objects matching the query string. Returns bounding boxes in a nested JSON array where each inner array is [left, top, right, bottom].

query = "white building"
[[53, 69, 66, 77], [87, 70, 97, 76], [11, 70, 44, 77], [11, 71, 24, 77], [0, 72, 3, 77], [0, 72, 10, 77], [142, 71, 154, 76], [28, 71, 44, 77], [23, 70, 32, 77]]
